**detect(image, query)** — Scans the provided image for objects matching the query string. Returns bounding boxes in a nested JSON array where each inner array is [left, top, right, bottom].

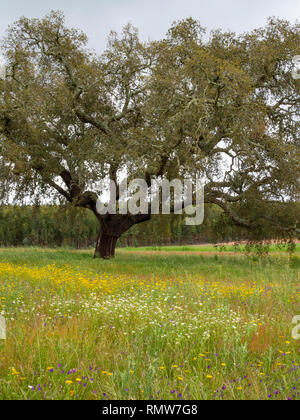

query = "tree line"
[[0, 204, 246, 248]]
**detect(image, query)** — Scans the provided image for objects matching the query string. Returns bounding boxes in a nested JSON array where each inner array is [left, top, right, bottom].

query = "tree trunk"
[[94, 213, 151, 259], [94, 232, 119, 259]]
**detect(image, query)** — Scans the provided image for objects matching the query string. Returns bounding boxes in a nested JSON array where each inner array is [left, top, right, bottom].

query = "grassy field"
[[122, 243, 300, 254], [0, 247, 299, 400]]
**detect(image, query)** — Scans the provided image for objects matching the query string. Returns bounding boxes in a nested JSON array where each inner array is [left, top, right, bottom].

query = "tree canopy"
[[0, 11, 299, 258]]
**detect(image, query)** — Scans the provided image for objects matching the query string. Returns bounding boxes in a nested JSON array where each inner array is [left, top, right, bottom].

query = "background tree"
[[0, 12, 299, 258]]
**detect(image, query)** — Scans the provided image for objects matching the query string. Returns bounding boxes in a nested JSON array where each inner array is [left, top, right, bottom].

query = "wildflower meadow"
[[0, 246, 299, 400]]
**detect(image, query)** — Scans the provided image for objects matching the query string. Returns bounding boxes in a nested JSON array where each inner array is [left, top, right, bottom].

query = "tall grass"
[[0, 248, 299, 400]]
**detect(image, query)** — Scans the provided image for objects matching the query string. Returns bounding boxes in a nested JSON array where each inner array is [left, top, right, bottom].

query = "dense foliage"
[[0, 12, 299, 257], [0, 204, 245, 248]]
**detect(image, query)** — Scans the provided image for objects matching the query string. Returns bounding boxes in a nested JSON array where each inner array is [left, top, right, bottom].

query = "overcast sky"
[[0, 0, 299, 53]]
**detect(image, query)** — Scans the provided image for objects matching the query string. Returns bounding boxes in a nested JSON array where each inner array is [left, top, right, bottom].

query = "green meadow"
[[0, 247, 299, 400]]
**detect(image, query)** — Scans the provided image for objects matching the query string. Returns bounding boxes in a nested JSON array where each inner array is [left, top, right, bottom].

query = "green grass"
[[0, 247, 299, 400], [121, 243, 300, 254]]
